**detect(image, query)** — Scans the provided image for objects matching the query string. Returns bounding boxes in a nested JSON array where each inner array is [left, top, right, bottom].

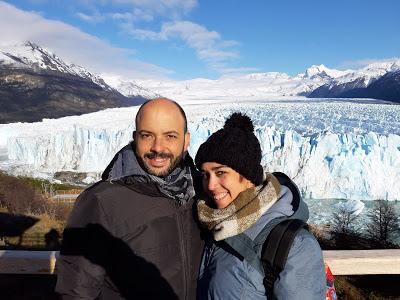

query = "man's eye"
[[140, 134, 151, 139], [167, 134, 177, 139]]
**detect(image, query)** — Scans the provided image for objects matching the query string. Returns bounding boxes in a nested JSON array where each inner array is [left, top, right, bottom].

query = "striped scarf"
[[197, 173, 281, 241], [147, 164, 195, 205]]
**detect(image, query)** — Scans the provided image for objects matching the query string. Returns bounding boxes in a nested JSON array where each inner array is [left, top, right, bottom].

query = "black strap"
[[261, 219, 306, 299]]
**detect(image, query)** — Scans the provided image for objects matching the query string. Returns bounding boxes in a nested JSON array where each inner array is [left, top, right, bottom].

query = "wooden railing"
[[323, 249, 400, 275], [49, 191, 80, 204], [0, 250, 399, 275]]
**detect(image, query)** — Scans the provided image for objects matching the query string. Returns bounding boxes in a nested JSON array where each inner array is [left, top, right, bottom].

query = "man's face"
[[135, 100, 190, 177]]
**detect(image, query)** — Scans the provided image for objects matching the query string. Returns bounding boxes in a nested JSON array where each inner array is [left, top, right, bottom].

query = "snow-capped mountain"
[[102, 74, 160, 98], [1, 41, 400, 124], [130, 62, 400, 103], [0, 42, 113, 91], [132, 72, 324, 102], [0, 42, 149, 123], [309, 61, 400, 101], [300, 64, 351, 80]]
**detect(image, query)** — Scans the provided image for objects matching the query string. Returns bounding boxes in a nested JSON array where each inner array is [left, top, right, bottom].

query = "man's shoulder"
[[78, 180, 142, 204], [77, 179, 172, 208], [81, 180, 123, 196]]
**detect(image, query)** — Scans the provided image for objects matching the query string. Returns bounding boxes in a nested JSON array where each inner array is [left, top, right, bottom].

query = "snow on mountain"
[[101, 74, 160, 98], [0, 41, 115, 91], [308, 60, 400, 101], [1, 99, 399, 201], [130, 61, 400, 102], [2, 41, 399, 102], [134, 72, 326, 102], [331, 60, 400, 86], [302, 64, 352, 79]]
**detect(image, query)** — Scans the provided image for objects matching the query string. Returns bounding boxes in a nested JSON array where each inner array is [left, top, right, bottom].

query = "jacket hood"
[[101, 142, 202, 194], [102, 142, 146, 181]]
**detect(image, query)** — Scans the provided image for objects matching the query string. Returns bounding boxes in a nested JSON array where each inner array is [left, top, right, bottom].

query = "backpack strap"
[[261, 218, 306, 299]]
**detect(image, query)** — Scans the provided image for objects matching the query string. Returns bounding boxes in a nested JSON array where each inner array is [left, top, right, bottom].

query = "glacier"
[[0, 98, 399, 201]]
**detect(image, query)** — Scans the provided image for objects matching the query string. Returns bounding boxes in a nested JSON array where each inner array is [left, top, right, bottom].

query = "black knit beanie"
[[195, 113, 264, 185]]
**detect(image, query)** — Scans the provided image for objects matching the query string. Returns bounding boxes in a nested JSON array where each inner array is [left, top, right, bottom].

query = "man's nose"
[[150, 137, 165, 153]]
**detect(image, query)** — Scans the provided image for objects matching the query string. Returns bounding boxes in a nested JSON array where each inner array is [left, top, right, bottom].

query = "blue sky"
[[1, 0, 400, 80]]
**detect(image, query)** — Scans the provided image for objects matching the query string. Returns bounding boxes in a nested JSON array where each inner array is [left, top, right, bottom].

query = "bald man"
[[56, 98, 203, 300]]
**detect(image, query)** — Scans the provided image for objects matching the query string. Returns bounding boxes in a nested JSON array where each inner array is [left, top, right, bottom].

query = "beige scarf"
[[197, 173, 281, 241]]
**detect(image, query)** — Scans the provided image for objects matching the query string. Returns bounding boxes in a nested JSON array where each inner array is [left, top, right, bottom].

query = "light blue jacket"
[[198, 173, 325, 300]]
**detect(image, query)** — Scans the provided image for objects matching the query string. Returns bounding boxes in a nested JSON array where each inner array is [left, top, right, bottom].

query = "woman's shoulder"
[[291, 228, 322, 254]]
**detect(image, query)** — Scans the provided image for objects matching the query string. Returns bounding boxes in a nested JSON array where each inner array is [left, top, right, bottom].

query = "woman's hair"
[[195, 113, 263, 185]]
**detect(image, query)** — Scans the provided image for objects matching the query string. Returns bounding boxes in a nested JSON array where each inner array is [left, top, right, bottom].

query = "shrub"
[[0, 172, 46, 215]]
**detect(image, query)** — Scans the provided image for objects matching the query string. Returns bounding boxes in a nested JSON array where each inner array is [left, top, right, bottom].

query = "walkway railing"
[[0, 250, 399, 275]]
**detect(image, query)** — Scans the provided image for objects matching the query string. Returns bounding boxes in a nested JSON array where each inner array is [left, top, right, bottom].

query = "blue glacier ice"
[[0, 99, 399, 201]]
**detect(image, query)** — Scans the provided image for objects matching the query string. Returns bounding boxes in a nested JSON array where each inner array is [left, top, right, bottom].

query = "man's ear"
[[184, 132, 190, 152]]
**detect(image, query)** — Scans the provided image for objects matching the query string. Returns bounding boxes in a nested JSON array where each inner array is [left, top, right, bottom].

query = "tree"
[[331, 206, 359, 235], [365, 200, 399, 248], [330, 205, 360, 249]]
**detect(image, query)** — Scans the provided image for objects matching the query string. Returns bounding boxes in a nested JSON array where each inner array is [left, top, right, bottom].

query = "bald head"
[[134, 98, 190, 176], [135, 98, 188, 133]]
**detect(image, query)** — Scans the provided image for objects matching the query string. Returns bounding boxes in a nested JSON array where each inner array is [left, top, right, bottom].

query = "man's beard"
[[138, 150, 184, 177]]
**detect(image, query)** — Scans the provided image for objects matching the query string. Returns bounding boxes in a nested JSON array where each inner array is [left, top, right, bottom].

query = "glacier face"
[[0, 99, 399, 200]]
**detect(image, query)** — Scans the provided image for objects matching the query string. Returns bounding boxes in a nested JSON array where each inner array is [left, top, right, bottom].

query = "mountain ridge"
[[1, 41, 400, 124], [0, 42, 150, 123]]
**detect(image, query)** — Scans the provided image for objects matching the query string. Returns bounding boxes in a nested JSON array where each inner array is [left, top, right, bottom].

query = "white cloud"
[[69, 1, 239, 69], [0, 1, 171, 79], [110, 0, 197, 18], [42, 0, 241, 74], [74, 0, 197, 23], [339, 57, 400, 69], [76, 11, 106, 23], [215, 66, 260, 76], [125, 20, 239, 64]]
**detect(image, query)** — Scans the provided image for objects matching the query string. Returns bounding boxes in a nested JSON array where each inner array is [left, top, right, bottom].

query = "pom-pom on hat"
[[195, 112, 264, 185]]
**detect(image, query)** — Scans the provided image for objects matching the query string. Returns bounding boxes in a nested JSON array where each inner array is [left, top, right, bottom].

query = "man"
[[56, 98, 203, 299]]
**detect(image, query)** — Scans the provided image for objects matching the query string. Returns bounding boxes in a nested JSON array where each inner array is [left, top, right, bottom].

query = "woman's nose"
[[207, 176, 218, 191]]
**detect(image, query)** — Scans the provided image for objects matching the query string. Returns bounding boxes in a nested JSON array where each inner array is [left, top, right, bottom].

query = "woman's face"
[[201, 162, 254, 209]]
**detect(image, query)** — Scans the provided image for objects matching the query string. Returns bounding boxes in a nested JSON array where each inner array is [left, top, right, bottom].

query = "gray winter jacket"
[[198, 173, 325, 300]]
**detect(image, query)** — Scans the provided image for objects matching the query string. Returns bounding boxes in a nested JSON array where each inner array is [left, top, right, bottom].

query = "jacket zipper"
[[176, 203, 188, 299]]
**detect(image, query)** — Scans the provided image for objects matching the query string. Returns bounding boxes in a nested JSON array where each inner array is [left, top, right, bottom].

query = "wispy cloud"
[[76, 11, 106, 23], [125, 21, 240, 64], [109, 0, 197, 18], [72, 0, 241, 73], [339, 57, 400, 69], [0, 1, 171, 79], [216, 66, 260, 76], [110, 8, 153, 22], [1, 0, 253, 78], [74, 0, 197, 22]]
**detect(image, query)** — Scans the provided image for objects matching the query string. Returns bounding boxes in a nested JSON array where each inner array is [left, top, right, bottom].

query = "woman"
[[195, 113, 325, 299]]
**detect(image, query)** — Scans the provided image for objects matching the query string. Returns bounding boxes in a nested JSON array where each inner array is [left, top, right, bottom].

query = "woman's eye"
[[202, 172, 209, 179], [215, 171, 225, 177]]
